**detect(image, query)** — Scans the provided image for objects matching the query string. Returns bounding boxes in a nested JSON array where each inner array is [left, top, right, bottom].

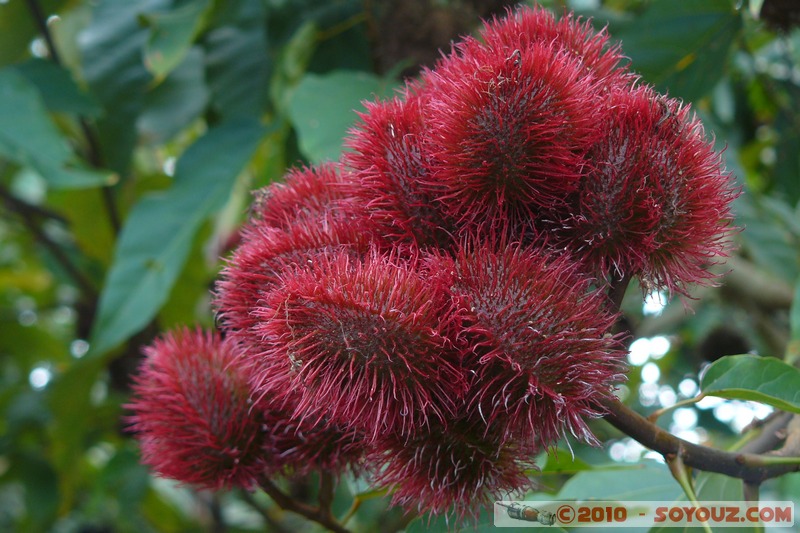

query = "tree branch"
[[239, 490, 292, 533], [1, 184, 97, 297], [602, 261, 800, 484], [739, 412, 793, 454], [723, 255, 794, 311], [0, 182, 68, 224], [608, 273, 631, 312], [599, 396, 800, 484], [24, 0, 62, 63], [769, 415, 800, 458], [318, 471, 337, 525], [258, 477, 351, 533]]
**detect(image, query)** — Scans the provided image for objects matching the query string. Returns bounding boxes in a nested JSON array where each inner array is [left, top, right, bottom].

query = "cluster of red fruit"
[[127, 5, 737, 522]]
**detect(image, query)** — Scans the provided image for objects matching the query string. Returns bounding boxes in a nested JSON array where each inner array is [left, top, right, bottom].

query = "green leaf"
[[700, 354, 800, 412], [79, 0, 166, 174], [692, 471, 744, 501], [0, 68, 115, 189], [14, 59, 101, 116], [648, 472, 743, 533], [157, 220, 215, 329], [773, 113, 800, 205], [46, 356, 106, 510], [88, 119, 266, 357], [555, 462, 680, 533], [735, 194, 800, 283], [265, 0, 371, 75], [138, 47, 210, 145], [558, 461, 681, 502], [287, 70, 396, 163], [405, 508, 498, 533], [12, 454, 60, 528], [616, 0, 742, 102], [205, 2, 271, 119], [141, 0, 211, 82], [48, 188, 117, 265], [541, 449, 593, 473]]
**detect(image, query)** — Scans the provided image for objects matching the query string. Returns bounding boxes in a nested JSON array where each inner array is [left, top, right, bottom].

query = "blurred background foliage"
[[1, 0, 800, 531]]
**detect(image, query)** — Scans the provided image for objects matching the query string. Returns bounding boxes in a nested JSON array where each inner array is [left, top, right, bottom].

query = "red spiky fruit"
[[370, 408, 536, 523], [126, 328, 270, 490], [214, 212, 375, 349], [429, 241, 627, 448], [344, 92, 454, 248], [250, 249, 466, 440], [419, 34, 600, 229], [479, 5, 631, 82], [251, 162, 347, 229], [551, 85, 739, 294]]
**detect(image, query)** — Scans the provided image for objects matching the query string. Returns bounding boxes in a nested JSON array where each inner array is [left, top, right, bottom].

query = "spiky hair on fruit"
[[126, 328, 367, 489], [478, 5, 630, 82], [250, 162, 346, 229]]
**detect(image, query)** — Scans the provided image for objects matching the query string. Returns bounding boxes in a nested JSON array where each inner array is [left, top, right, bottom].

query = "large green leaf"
[[14, 59, 100, 116], [47, 187, 117, 265], [87, 119, 266, 357], [46, 356, 106, 510], [79, 0, 166, 174], [138, 47, 209, 145], [140, 0, 211, 82], [556, 462, 680, 533], [287, 70, 395, 163], [10, 454, 60, 529], [204, 0, 270, 119], [0, 68, 114, 189], [700, 354, 800, 412], [773, 110, 800, 205], [616, 0, 742, 102], [558, 461, 680, 502], [735, 194, 800, 283], [265, 0, 370, 75]]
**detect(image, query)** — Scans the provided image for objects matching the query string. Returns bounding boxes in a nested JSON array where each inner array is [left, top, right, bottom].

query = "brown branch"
[[769, 414, 800, 458], [723, 256, 793, 310], [739, 412, 793, 454], [1, 184, 97, 298], [0, 182, 68, 224], [599, 396, 800, 485], [318, 471, 337, 525], [200, 492, 226, 533], [608, 273, 631, 312], [601, 257, 800, 486], [24, 0, 62, 63], [239, 491, 292, 533], [743, 482, 760, 505], [258, 477, 350, 533]]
